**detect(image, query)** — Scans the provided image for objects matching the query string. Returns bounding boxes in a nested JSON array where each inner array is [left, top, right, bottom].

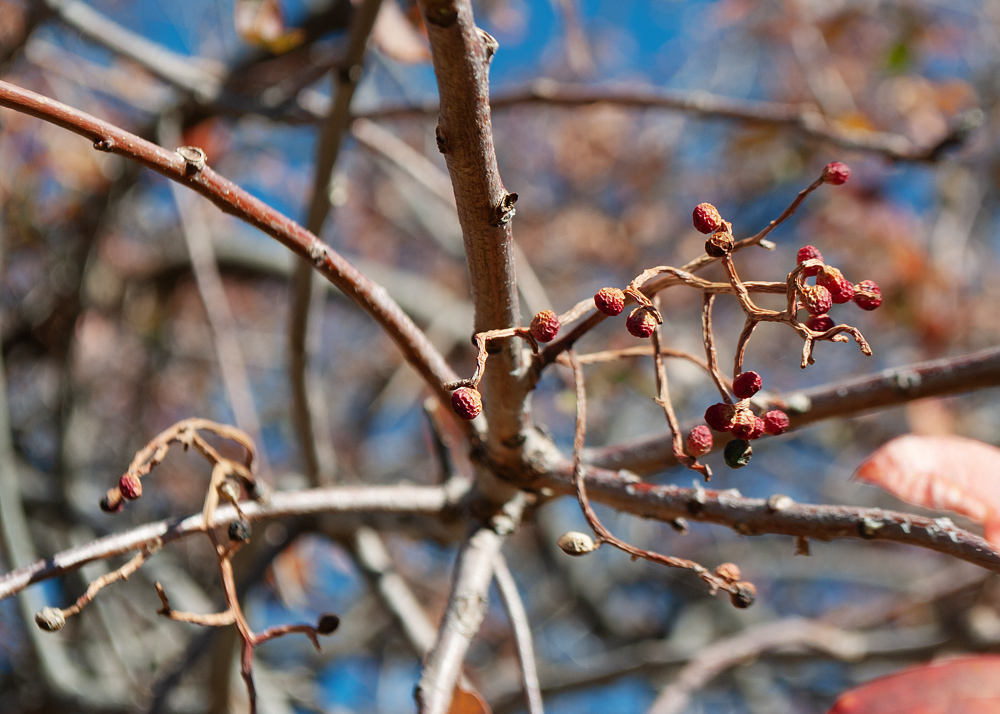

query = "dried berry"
[[594, 287, 625, 316], [854, 279, 882, 311], [714, 562, 741, 582], [228, 518, 251, 543], [530, 310, 560, 342], [704, 229, 734, 258], [692, 202, 723, 234], [746, 416, 765, 440], [317, 613, 341, 634], [686, 425, 713, 457], [729, 408, 757, 439], [100, 489, 124, 514], [729, 581, 757, 608], [796, 245, 824, 277], [724, 439, 753, 468], [806, 314, 835, 332], [625, 307, 657, 338], [822, 161, 851, 185], [451, 387, 483, 420], [762, 410, 790, 435], [800, 284, 833, 316], [557, 531, 598, 556], [817, 266, 855, 304], [732, 371, 762, 399], [704, 402, 736, 433], [119, 473, 142, 500], [34, 607, 66, 632]]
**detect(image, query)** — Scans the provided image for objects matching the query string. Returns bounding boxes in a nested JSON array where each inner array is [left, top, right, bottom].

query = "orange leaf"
[[448, 684, 490, 714], [827, 655, 1000, 713], [854, 434, 1000, 545]]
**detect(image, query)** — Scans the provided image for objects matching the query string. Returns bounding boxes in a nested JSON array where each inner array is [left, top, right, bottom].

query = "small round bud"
[[118, 473, 142, 500], [822, 161, 851, 185], [451, 387, 483, 421], [724, 439, 753, 469], [228, 518, 251, 543], [704, 230, 734, 258], [557, 531, 597, 556], [732, 371, 762, 400], [35, 607, 66, 632], [729, 581, 757, 608], [729, 408, 757, 440], [317, 613, 341, 634], [625, 307, 657, 338], [530, 310, 560, 343], [805, 314, 835, 332], [686, 425, 713, 457], [817, 266, 855, 304], [100, 489, 125, 514], [692, 202, 723, 234], [854, 280, 882, 311], [796, 245, 824, 277], [704, 403, 736, 433], [714, 562, 741, 582], [594, 287, 625, 316], [800, 284, 833, 316], [762, 410, 789, 435]]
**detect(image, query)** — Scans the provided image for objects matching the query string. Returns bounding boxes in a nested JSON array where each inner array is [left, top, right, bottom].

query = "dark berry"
[[817, 266, 855, 304], [796, 245, 824, 277], [626, 307, 657, 338], [594, 287, 625, 316], [317, 613, 341, 634], [704, 403, 735, 432], [732, 371, 762, 399], [854, 280, 882, 311], [806, 314, 835, 332], [119, 473, 142, 500], [100, 489, 124, 513], [822, 161, 851, 185], [228, 518, 251, 543], [530, 310, 560, 343], [800, 284, 833, 315], [692, 202, 723, 234], [724, 439, 753, 468], [762, 410, 789, 435], [730, 581, 757, 608], [451, 387, 483, 420], [705, 229, 734, 258], [686, 425, 713, 457]]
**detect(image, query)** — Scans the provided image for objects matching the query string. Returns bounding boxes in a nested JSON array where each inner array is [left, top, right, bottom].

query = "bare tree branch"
[[494, 552, 544, 714]]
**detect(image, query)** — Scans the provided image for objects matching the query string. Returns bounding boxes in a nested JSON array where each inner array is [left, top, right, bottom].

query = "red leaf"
[[827, 655, 1000, 713], [854, 434, 1000, 545]]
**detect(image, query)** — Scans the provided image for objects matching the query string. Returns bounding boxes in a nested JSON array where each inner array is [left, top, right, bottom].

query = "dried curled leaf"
[[854, 434, 1000, 546], [448, 683, 490, 714], [827, 655, 1000, 713]]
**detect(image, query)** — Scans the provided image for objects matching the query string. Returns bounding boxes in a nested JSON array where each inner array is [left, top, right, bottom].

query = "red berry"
[[796, 245, 824, 277], [626, 307, 657, 338], [704, 403, 735, 433], [763, 410, 789, 435], [729, 408, 757, 439], [692, 202, 723, 234], [686, 425, 713, 457], [451, 387, 483, 420], [530, 310, 560, 343], [854, 280, 882, 311], [119, 473, 142, 500], [732, 371, 762, 400], [817, 266, 855, 304], [800, 284, 833, 315], [745, 416, 765, 440], [822, 161, 851, 185], [594, 287, 625, 316], [806, 314, 835, 332]]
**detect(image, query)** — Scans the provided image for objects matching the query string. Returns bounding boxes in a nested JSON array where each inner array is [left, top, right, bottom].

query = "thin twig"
[[494, 552, 544, 714]]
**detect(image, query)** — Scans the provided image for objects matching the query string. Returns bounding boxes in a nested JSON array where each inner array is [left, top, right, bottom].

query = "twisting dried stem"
[[700, 294, 732, 403], [566, 351, 745, 602]]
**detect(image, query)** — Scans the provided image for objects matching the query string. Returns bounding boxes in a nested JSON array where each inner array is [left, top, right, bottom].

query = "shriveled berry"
[[34, 607, 66, 632], [317, 613, 341, 634], [704, 229, 734, 258], [119, 473, 142, 500], [762, 410, 789, 435], [704, 402, 735, 433], [228, 518, 251, 543], [800, 284, 833, 316], [530, 310, 560, 343], [451, 387, 483, 420], [854, 279, 882, 311], [817, 266, 855, 304], [724, 439, 753, 469], [806, 314, 835, 332], [822, 161, 851, 185], [730, 581, 757, 608], [746, 416, 765, 440], [714, 562, 741, 582], [729, 408, 757, 439], [594, 287, 625, 316], [686, 425, 713, 457], [100, 488, 124, 514], [692, 202, 723, 234], [557, 531, 598, 556], [796, 245, 824, 277], [733, 371, 762, 399], [626, 307, 657, 338]]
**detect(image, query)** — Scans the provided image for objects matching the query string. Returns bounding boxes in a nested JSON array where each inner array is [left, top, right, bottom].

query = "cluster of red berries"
[[695, 370, 789, 469], [592, 287, 661, 339], [796, 245, 882, 327], [692, 202, 735, 258]]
